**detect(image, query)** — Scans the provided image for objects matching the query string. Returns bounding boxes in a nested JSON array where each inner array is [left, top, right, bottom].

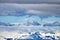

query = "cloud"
[[0, 3, 60, 16], [0, 21, 60, 37], [0, 0, 60, 4]]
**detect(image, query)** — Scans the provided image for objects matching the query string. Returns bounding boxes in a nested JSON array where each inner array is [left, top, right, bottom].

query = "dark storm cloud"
[[0, 0, 60, 4]]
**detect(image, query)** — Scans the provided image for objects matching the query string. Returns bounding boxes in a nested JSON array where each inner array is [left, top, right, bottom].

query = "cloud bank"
[[0, 3, 60, 16]]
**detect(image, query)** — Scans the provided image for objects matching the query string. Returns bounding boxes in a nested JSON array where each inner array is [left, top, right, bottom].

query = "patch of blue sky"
[[0, 15, 60, 23], [0, 15, 41, 23], [0, 16, 28, 23], [43, 16, 60, 22]]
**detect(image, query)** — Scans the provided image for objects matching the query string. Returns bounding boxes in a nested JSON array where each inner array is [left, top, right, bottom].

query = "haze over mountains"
[[0, 21, 60, 26]]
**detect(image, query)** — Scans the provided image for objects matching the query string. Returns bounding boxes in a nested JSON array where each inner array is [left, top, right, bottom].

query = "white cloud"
[[26, 10, 41, 14]]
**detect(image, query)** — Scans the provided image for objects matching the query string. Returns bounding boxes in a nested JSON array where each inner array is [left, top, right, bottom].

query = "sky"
[[0, 0, 60, 38], [0, 0, 60, 4]]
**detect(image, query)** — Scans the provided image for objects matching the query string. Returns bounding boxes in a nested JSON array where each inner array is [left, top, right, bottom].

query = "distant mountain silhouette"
[[0, 22, 14, 26], [43, 21, 60, 27]]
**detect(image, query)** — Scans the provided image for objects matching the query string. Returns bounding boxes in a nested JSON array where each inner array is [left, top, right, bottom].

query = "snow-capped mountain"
[[14, 32, 60, 40]]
